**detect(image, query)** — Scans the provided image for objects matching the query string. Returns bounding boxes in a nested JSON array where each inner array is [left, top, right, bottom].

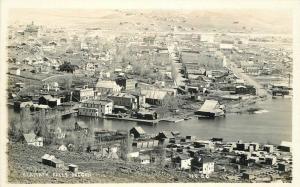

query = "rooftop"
[[96, 80, 121, 89], [141, 89, 167, 100], [198, 100, 219, 112]]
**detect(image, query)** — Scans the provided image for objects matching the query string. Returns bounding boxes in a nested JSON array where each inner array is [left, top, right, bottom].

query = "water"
[[8, 98, 292, 145]]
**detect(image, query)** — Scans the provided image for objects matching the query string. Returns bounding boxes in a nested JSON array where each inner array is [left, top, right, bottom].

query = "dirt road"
[[229, 62, 269, 97]]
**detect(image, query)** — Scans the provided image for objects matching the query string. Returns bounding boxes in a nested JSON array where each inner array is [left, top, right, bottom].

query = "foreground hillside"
[[7, 143, 224, 183]]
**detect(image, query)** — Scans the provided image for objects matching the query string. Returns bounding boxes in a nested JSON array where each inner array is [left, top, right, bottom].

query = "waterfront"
[[8, 98, 291, 145], [45, 98, 293, 144]]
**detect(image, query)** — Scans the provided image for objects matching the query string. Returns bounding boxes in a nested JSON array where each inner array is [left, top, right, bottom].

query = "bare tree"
[[120, 132, 132, 161]]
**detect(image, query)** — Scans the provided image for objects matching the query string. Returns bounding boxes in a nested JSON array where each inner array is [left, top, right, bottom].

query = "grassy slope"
[[7, 143, 224, 183]]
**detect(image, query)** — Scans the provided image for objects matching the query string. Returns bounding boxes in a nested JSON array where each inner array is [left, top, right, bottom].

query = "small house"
[[22, 132, 43, 147], [249, 143, 260, 151], [265, 156, 277, 165], [38, 95, 61, 108], [191, 156, 215, 175], [74, 121, 88, 131], [127, 151, 140, 158], [129, 126, 146, 139], [139, 155, 151, 165], [51, 158, 64, 168], [136, 110, 158, 120], [278, 141, 292, 152], [171, 131, 180, 137], [107, 147, 119, 159], [186, 135, 196, 142], [263, 145, 274, 153], [41, 154, 53, 165], [278, 163, 289, 172], [156, 131, 174, 143], [237, 143, 250, 151], [41, 154, 64, 168], [69, 164, 79, 173], [140, 89, 168, 105], [194, 140, 213, 149], [242, 172, 255, 180], [173, 154, 192, 170]]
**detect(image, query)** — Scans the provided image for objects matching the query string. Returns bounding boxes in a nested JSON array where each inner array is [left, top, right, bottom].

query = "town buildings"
[[108, 93, 138, 110], [95, 80, 122, 95], [78, 99, 113, 117], [72, 86, 95, 102], [38, 95, 61, 108], [141, 89, 168, 105]]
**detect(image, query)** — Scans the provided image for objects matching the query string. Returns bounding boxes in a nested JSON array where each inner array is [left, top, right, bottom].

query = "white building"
[[173, 155, 192, 170], [72, 86, 95, 102], [78, 100, 113, 117], [202, 159, 215, 175], [192, 157, 215, 175], [23, 132, 43, 147]]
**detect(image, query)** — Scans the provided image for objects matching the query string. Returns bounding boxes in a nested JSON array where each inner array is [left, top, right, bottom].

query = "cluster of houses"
[[21, 122, 292, 180], [10, 21, 286, 124]]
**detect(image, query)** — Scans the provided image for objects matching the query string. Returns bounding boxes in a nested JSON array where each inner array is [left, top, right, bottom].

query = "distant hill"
[[8, 9, 292, 34]]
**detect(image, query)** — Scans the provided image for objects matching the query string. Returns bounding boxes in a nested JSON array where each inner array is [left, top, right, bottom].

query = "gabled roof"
[[68, 164, 78, 168], [40, 95, 59, 102], [41, 154, 55, 161], [131, 126, 145, 135], [75, 121, 88, 129], [195, 156, 214, 163], [141, 89, 167, 100], [41, 154, 50, 160], [83, 99, 112, 106], [139, 154, 150, 160], [96, 80, 121, 89], [159, 131, 174, 139], [176, 154, 191, 160], [198, 100, 219, 112], [108, 93, 136, 99], [23, 132, 37, 143], [51, 158, 64, 164]]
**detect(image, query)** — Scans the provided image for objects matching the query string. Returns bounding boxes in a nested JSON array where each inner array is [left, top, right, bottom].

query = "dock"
[[103, 116, 159, 125], [159, 118, 185, 123], [31, 109, 78, 120]]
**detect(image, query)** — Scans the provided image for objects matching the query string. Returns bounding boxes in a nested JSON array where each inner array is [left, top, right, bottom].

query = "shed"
[[242, 172, 255, 180], [51, 158, 64, 168], [41, 154, 52, 165], [156, 131, 174, 140], [129, 126, 146, 138], [278, 163, 289, 172], [68, 164, 78, 173], [171, 131, 180, 137], [139, 155, 151, 164], [75, 121, 88, 131]]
